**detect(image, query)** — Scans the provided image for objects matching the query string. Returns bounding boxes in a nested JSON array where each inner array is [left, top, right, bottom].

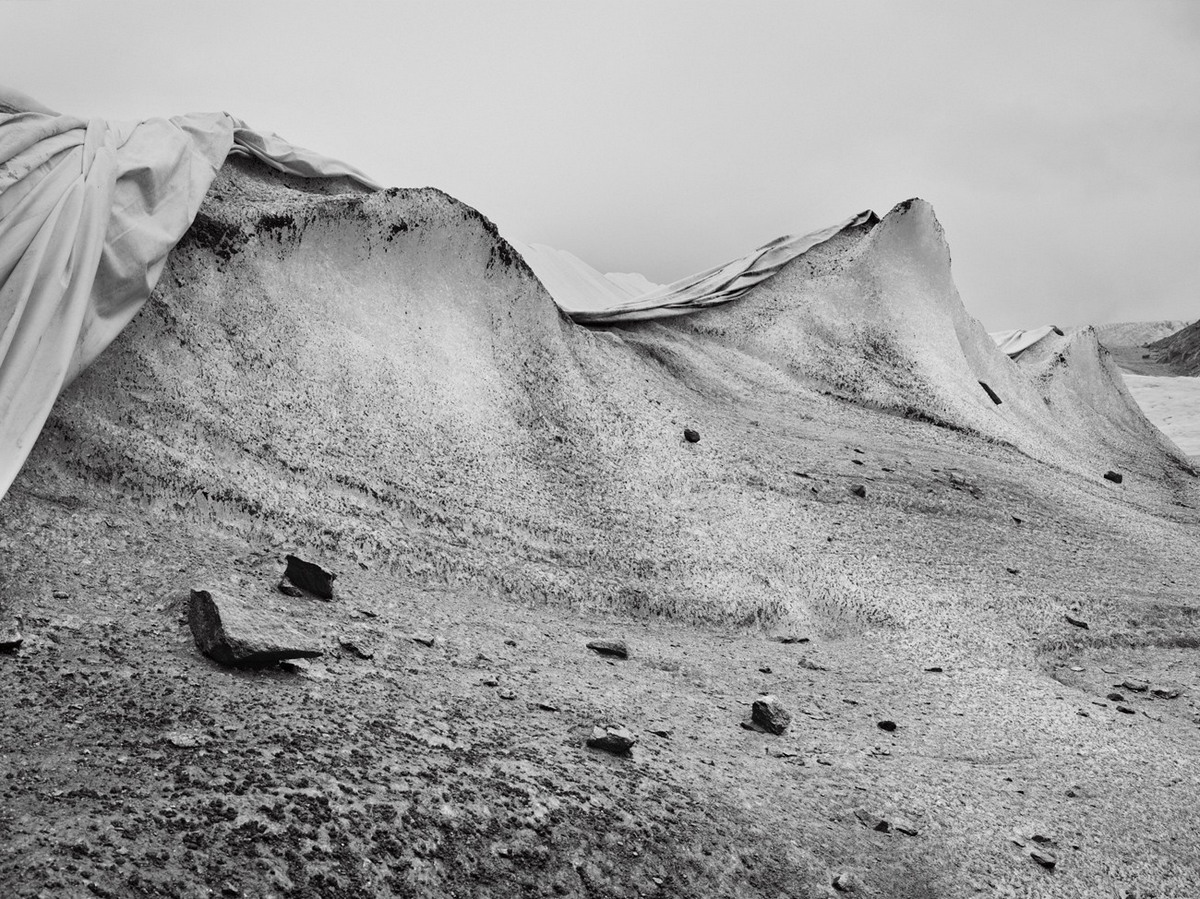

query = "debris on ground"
[[188, 589, 323, 668]]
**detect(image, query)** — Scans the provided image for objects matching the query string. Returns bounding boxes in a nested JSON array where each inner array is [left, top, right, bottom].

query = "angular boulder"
[[586, 639, 628, 659], [751, 695, 792, 735], [281, 554, 336, 600], [587, 725, 637, 755], [188, 589, 322, 668]]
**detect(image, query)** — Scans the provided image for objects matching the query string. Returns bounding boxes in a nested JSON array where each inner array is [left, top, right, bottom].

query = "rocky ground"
[[3, 423, 1200, 899]]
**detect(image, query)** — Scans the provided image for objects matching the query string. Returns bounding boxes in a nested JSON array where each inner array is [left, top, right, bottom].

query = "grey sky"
[[3, 0, 1197, 330]]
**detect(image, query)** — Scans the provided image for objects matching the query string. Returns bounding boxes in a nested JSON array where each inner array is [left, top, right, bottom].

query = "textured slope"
[[1149, 317, 1200, 374], [9, 158, 1200, 899]]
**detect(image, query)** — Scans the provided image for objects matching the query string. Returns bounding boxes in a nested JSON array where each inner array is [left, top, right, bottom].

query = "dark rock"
[[852, 459, 864, 465], [1064, 614, 1089, 629], [683, 428, 700, 443], [1103, 470, 1124, 484], [924, 666, 944, 673], [1117, 705, 1135, 715], [798, 656, 827, 671], [751, 695, 792, 735], [832, 872, 861, 892], [481, 678, 499, 687], [1012, 515, 1024, 524], [499, 690, 517, 700], [979, 380, 1003, 405], [854, 809, 891, 832], [339, 638, 374, 660], [1006, 567, 1020, 575], [1151, 686, 1181, 699], [1106, 692, 1125, 702], [188, 589, 322, 668], [1121, 679, 1148, 693], [773, 635, 810, 644], [0, 620, 22, 653], [850, 484, 867, 498], [647, 724, 673, 738], [282, 554, 336, 600], [877, 720, 897, 732], [759, 666, 773, 674], [504, 638, 517, 647], [587, 725, 637, 755], [586, 639, 628, 659], [409, 634, 436, 647], [1029, 849, 1056, 870], [536, 702, 559, 712]]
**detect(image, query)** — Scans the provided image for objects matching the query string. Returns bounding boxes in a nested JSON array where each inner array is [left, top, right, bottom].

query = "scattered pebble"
[[877, 720, 897, 732], [683, 428, 700, 443], [1064, 614, 1089, 629], [849, 484, 867, 498]]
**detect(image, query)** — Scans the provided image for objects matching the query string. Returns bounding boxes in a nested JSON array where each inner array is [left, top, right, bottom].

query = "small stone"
[[849, 484, 867, 498], [504, 639, 517, 647], [773, 635, 810, 644], [586, 639, 628, 659], [481, 678, 500, 687], [339, 638, 374, 660], [1121, 680, 1148, 693], [1151, 686, 1181, 699], [1029, 849, 1056, 869], [1103, 470, 1124, 484], [587, 725, 637, 755], [276, 579, 305, 598], [877, 720, 897, 732], [282, 554, 336, 600], [759, 666, 772, 674], [647, 724, 673, 738], [1064, 614, 1089, 629], [537, 702, 559, 712], [1117, 705, 1135, 715], [751, 695, 792, 735], [1106, 692, 1125, 702], [409, 635, 436, 647], [893, 817, 919, 836], [279, 658, 312, 675], [832, 872, 861, 892], [798, 656, 827, 671], [924, 666, 943, 673], [188, 589, 322, 668], [854, 809, 891, 832], [0, 621, 22, 654], [683, 428, 700, 443], [499, 690, 517, 700], [52, 590, 69, 599]]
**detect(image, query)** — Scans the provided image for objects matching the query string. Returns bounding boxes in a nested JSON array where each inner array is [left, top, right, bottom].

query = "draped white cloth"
[[565, 211, 879, 325], [989, 325, 1064, 359], [0, 86, 378, 500]]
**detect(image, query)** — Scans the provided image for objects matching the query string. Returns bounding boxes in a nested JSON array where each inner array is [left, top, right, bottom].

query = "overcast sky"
[[3, 0, 1198, 330]]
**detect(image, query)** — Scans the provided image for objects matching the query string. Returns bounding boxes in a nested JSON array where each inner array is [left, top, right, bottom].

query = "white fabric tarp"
[[0, 85, 378, 500], [564, 211, 879, 325], [990, 325, 1064, 359]]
